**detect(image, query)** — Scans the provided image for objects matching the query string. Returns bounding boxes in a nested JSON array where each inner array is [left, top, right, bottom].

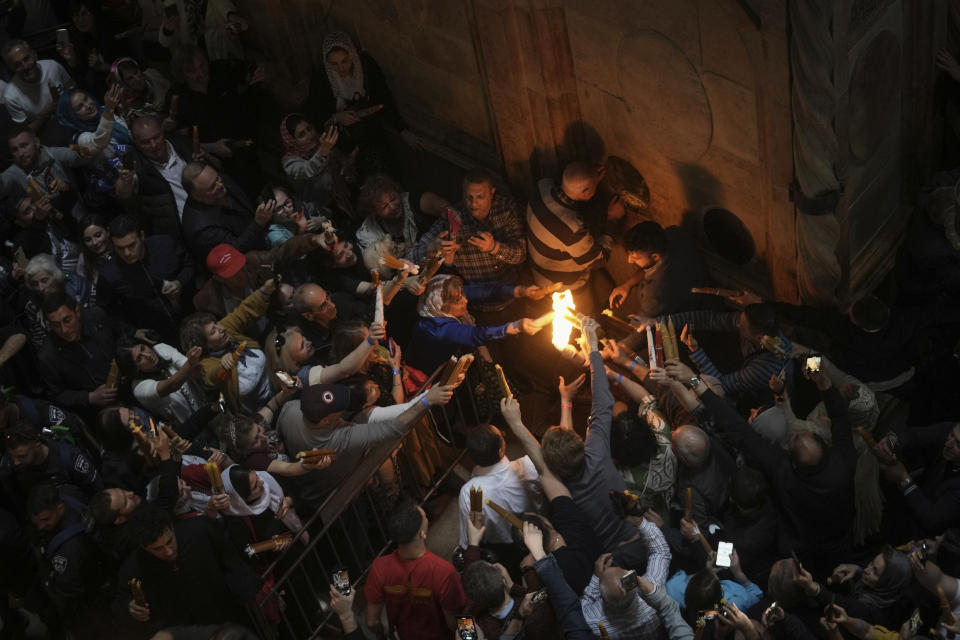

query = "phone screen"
[[620, 569, 638, 591], [56, 28, 69, 47], [804, 355, 822, 373], [456, 616, 478, 640], [333, 569, 351, 596], [716, 541, 733, 568]]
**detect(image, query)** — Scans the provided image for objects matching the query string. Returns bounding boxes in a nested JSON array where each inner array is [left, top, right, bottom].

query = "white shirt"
[[236, 347, 271, 414], [457, 455, 542, 549], [132, 343, 204, 425], [3, 59, 75, 123], [152, 141, 188, 217]]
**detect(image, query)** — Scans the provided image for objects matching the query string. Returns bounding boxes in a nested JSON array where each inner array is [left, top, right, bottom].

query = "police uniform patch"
[[74, 456, 90, 474], [48, 405, 66, 424], [52, 554, 67, 573]]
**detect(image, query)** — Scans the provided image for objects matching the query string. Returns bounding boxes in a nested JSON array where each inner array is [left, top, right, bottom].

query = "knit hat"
[[300, 384, 362, 423], [206, 244, 246, 278]]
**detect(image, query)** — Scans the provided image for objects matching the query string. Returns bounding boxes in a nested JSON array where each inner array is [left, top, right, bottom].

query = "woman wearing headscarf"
[[305, 31, 423, 177], [404, 274, 543, 376], [795, 546, 913, 630], [220, 465, 307, 552]]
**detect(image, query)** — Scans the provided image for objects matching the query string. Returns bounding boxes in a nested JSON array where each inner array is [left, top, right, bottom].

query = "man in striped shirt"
[[526, 161, 624, 312]]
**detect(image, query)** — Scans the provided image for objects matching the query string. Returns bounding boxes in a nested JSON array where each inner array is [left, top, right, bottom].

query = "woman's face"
[[246, 471, 264, 503], [374, 190, 402, 220], [293, 121, 317, 148], [204, 322, 228, 350], [326, 47, 353, 78], [131, 344, 160, 373], [443, 287, 468, 318], [283, 328, 315, 366], [363, 379, 380, 406], [70, 92, 98, 121], [120, 66, 145, 91], [72, 4, 95, 32], [83, 224, 109, 255], [27, 270, 56, 295], [861, 554, 885, 589], [243, 422, 268, 451]]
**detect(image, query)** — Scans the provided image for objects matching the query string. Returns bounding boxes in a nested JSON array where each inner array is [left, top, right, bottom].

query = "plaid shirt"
[[406, 193, 526, 284], [580, 519, 672, 640]]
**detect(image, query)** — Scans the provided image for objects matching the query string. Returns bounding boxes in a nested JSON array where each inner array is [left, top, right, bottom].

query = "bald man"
[[525, 160, 624, 313], [672, 424, 736, 531]]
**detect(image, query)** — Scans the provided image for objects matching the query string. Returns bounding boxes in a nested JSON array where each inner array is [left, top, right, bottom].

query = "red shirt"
[[364, 549, 466, 640]]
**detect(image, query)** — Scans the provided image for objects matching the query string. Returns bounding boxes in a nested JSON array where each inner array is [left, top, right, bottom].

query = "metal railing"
[[246, 363, 483, 639]]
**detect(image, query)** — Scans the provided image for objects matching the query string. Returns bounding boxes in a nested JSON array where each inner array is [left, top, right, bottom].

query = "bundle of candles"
[[485, 498, 523, 530], [160, 424, 191, 451], [205, 459, 225, 494], [295, 448, 336, 464], [469, 486, 483, 528], [691, 287, 745, 298], [760, 335, 790, 358], [105, 360, 121, 389], [374, 284, 384, 326], [130, 578, 147, 607], [420, 249, 445, 281], [216, 341, 247, 382], [644, 319, 680, 369], [244, 532, 294, 558], [127, 418, 157, 462], [443, 354, 474, 386], [378, 252, 418, 273]]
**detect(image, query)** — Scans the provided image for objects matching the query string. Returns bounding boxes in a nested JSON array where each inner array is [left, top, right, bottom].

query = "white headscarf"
[[221, 465, 304, 535], [322, 31, 366, 111]]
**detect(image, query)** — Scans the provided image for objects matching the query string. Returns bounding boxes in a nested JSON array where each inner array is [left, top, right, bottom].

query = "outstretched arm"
[[501, 396, 571, 500]]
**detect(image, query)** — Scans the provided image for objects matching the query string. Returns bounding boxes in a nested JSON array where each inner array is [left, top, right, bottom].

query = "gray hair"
[[24, 254, 63, 283]]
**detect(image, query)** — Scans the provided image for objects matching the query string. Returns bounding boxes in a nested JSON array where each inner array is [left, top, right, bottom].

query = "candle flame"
[[551, 290, 576, 350]]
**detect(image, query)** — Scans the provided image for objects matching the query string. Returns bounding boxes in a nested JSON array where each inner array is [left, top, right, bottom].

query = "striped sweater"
[[525, 179, 604, 288]]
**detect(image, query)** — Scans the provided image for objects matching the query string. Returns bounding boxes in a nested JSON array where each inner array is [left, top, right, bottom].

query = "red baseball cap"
[[206, 244, 246, 278]]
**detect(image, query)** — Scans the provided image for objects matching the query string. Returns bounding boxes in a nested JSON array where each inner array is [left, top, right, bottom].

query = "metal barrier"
[[246, 364, 483, 639]]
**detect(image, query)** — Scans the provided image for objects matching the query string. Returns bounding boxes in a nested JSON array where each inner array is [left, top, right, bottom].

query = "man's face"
[[8, 441, 44, 469], [564, 176, 597, 202], [107, 488, 142, 525], [46, 305, 82, 343], [373, 190, 402, 220], [14, 197, 36, 227], [144, 526, 178, 563], [30, 504, 64, 533], [627, 250, 659, 271], [944, 425, 960, 463], [9, 132, 40, 169], [113, 231, 145, 265], [133, 120, 168, 162], [4, 45, 40, 83], [119, 66, 146, 91], [272, 188, 299, 221], [183, 52, 210, 88], [190, 166, 227, 204], [463, 181, 495, 221], [303, 287, 337, 325]]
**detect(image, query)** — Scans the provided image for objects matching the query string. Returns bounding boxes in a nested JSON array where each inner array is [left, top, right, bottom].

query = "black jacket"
[[113, 517, 261, 632], [897, 422, 960, 534], [703, 386, 856, 561], [97, 234, 195, 343], [37, 305, 123, 409], [120, 136, 193, 239], [180, 176, 266, 262]]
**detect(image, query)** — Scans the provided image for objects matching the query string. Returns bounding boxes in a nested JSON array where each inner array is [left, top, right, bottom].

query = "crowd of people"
[[1, 3, 960, 640]]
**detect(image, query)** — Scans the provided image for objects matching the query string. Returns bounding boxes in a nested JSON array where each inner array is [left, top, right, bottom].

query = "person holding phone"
[[665, 546, 764, 619]]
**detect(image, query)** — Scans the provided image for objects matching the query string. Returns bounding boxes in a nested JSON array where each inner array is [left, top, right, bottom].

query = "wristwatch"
[[898, 475, 913, 491], [685, 376, 702, 390]]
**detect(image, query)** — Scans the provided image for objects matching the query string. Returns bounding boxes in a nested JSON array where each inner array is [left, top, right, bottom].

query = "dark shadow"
[[702, 206, 756, 265], [676, 162, 725, 235]]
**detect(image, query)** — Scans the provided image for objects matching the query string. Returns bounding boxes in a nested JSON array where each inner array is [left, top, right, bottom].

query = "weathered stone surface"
[[701, 72, 760, 163]]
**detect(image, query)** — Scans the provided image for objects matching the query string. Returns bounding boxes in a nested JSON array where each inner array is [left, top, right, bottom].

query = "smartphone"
[[919, 541, 929, 562], [388, 337, 398, 358], [217, 392, 226, 413], [908, 608, 921, 636], [790, 549, 802, 570], [55, 28, 69, 48], [275, 370, 297, 389], [456, 616, 478, 640], [804, 354, 822, 374], [530, 588, 548, 604], [619, 569, 638, 591], [716, 541, 733, 568], [332, 568, 350, 596]]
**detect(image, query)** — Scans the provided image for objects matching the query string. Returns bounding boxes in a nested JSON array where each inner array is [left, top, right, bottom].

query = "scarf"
[[417, 274, 475, 325], [322, 31, 366, 111], [280, 112, 319, 166], [221, 464, 304, 535], [851, 549, 911, 610], [56, 91, 133, 145]]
